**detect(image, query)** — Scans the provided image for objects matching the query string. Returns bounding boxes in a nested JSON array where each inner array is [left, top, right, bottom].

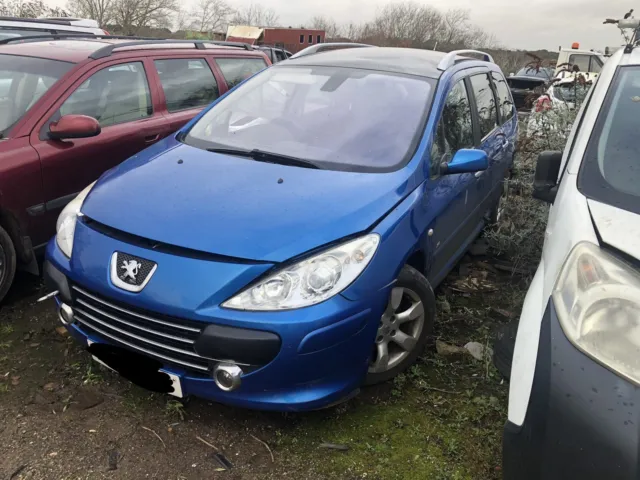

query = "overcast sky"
[[47, 0, 631, 51]]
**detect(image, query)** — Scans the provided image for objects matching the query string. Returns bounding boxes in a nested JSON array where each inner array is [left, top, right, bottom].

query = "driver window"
[[59, 62, 152, 128], [431, 80, 474, 177]]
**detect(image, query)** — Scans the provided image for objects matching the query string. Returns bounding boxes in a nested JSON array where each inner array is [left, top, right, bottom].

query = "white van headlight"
[[553, 242, 640, 384], [56, 182, 96, 258], [222, 234, 380, 311]]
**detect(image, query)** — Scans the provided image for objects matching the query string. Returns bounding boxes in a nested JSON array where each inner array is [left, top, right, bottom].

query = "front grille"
[[71, 285, 211, 375]]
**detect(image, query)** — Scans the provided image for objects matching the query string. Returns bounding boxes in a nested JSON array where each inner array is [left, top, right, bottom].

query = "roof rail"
[[89, 39, 253, 59], [437, 49, 494, 71], [0, 34, 156, 45], [0, 15, 72, 25], [290, 42, 375, 59]]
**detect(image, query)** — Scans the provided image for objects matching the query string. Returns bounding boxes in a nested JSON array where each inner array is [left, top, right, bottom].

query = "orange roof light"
[[572, 42, 580, 49]]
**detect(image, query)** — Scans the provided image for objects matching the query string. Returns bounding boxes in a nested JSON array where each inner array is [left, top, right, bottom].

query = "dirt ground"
[[0, 251, 528, 480]]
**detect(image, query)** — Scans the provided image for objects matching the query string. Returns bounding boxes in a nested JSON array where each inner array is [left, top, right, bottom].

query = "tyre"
[[493, 320, 519, 380], [0, 225, 16, 303], [364, 264, 435, 385]]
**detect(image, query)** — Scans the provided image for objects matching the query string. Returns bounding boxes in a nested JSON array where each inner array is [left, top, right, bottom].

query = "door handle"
[[501, 140, 510, 149], [475, 171, 484, 178], [145, 133, 161, 143]]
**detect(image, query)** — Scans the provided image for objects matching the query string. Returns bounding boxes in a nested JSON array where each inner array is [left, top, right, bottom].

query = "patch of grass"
[[0, 341, 12, 349], [82, 361, 103, 385], [0, 324, 14, 336], [0, 383, 9, 393], [165, 399, 186, 421]]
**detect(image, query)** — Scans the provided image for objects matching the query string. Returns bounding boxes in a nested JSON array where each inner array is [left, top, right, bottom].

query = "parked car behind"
[[0, 37, 270, 301], [43, 47, 517, 411], [506, 67, 554, 111], [526, 73, 594, 134], [0, 16, 108, 39], [255, 45, 291, 63], [504, 43, 640, 478]]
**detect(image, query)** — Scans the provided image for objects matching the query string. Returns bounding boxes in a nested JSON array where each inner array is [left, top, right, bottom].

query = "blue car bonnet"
[[81, 140, 415, 263]]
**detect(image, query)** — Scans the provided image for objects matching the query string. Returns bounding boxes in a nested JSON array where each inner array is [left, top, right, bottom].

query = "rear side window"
[[431, 80, 474, 176], [154, 58, 219, 112], [215, 58, 267, 89], [470, 74, 498, 138], [491, 72, 514, 124], [60, 62, 151, 127]]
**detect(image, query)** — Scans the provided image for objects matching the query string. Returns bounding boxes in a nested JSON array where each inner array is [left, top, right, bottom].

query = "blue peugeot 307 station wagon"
[[44, 46, 516, 411]]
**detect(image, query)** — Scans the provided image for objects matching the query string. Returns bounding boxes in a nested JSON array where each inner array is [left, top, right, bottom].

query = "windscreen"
[[184, 65, 434, 172], [553, 82, 592, 103], [579, 66, 640, 215], [0, 54, 73, 134]]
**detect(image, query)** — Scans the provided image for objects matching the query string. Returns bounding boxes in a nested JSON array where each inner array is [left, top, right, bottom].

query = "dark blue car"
[[44, 47, 517, 411]]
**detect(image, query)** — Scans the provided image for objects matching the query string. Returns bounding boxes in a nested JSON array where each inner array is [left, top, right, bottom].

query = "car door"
[[151, 56, 223, 132], [425, 75, 480, 286], [492, 71, 517, 171], [30, 58, 171, 246], [468, 72, 504, 220]]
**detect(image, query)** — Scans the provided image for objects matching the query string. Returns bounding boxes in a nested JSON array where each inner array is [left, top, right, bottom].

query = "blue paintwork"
[[445, 149, 488, 175], [45, 57, 517, 411]]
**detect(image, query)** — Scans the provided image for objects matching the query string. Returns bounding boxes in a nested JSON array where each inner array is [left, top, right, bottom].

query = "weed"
[[0, 341, 11, 349], [165, 399, 186, 421], [82, 361, 103, 385], [0, 324, 14, 336], [0, 383, 9, 393]]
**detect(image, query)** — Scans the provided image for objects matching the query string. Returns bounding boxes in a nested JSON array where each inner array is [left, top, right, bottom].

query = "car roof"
[[0, 38, 262, 63], [284, 47, 457, 79]]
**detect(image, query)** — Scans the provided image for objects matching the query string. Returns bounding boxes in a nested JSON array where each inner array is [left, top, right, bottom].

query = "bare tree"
[[231, 3, 278, 27], [0, 0, 68, 17], [66, 0, 113, 26], [189, 0, 232, 33], [112, 0, 178, 35], [309, 15, 341, 40]]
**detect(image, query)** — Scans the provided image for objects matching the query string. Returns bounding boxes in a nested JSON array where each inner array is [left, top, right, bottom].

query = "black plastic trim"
[[43, 260, 72, 302], [194, 324, 281, 366]]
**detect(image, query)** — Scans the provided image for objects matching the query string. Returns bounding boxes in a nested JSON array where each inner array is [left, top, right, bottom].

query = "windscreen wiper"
[[207, 147, 321, 169]]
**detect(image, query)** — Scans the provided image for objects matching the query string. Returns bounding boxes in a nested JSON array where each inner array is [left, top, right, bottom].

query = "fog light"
[[58, 303, 74, 325], [213, 364, 242, 392]]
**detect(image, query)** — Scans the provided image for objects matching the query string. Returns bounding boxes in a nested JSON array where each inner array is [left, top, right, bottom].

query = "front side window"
[[590, 57, 603, 74], [184, 66, 434, 172], [215, 57, 267, 90], [579, 66, 640, 215], [431, 80, 474, 176], [154, 58, 219, 112], [491, 72, 514, 123], [0, 54, 72, 134], [59, 62, 151, 127], [470, 73, 498, 139]]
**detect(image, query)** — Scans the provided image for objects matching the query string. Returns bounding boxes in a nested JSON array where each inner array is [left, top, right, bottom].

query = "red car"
[[0, 37, 270, 301]]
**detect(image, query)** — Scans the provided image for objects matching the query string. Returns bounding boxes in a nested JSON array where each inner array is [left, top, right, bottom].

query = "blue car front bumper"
[[45, 221, 388, 411]]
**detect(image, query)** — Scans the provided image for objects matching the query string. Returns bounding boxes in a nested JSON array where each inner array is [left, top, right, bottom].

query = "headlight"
[[56, 182, 96, 258], [553, 242, 640, 384], [223, 234, 380, 311]]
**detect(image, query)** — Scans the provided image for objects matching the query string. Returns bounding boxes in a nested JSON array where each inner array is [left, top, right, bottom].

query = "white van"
[[0, 17, 107, 40], [555, 43, 605, 77], [503, 43, 640, 478]]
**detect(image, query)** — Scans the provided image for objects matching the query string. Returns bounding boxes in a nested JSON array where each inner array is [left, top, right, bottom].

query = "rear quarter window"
[[491, 72, 514, 124], [470, 73, 499, 138], [215, 57, 267, 90]]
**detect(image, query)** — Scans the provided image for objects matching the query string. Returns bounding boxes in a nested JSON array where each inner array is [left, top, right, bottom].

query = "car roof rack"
[[0, 15, 73, 26], [0, 34, 155, 45], [290, 42, 375, 59], [89, 39, 253, 59], [437, 49, 495, 71]]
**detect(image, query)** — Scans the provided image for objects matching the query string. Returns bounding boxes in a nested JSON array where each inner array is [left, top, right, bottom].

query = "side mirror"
[[441, 149, 488, 175], [49, 115, 101, 140], [533, 151, 563, 203]]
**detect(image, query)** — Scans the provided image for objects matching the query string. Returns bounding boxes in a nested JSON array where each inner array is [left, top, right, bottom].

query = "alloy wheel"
[[369, 287, 425, 374]]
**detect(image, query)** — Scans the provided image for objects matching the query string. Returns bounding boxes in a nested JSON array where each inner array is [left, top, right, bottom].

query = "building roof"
[[285, 47, 450, 79]]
